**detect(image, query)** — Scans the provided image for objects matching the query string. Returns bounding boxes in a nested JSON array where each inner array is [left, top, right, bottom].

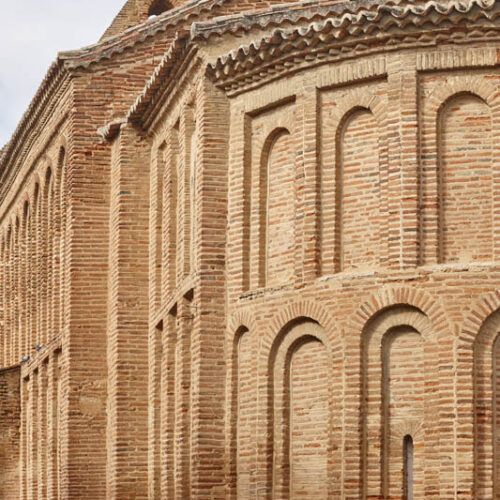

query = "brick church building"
[[0, 0, 500, 497]]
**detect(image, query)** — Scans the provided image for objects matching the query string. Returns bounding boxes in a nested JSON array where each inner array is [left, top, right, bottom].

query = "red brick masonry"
[[1, 0, 500, 498]]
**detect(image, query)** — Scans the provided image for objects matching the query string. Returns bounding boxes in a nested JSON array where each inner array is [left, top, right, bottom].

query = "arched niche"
[[41, 167, 52, 346], [260, 128, 295, 288], [473, 308, 500, 498], [337, 107, 381, 272], [362, 305, 436, 499], [269, 319, 333, 499], [165, 124, 180, 290], [437, 93, 492, 263], [188, 120, 197, 273], [229, 326, 254, 499], [152, 142, 166, 308]]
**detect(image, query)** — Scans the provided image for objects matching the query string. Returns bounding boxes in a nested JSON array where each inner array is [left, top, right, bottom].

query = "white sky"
[[0, 0, 126, 146]]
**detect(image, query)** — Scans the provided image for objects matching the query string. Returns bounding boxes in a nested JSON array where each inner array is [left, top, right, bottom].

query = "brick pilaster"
[[107, 123, 151, 499], [190, 79, 229, 499]]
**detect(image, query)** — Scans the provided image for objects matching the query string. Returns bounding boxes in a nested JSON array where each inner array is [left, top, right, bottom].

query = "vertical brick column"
[[493, 95, 500, 262], [62, 86, 110, 499], [0, 243, 5, 366], [107, 123, 151, 499], [0, 366, 21, 500], [38, 362, 48, 500], [386, 53, 419, 268], [175, 296, 192, 499], [190, 79, 229, 499], [226, 104, 249, 302], [47, 351, 60, 500], [161, 308, 177, 498], [297, 79, 320, 283], [28, 371, 38, 500], [21, 377, 28, 500], [148, 318, 163, 499]]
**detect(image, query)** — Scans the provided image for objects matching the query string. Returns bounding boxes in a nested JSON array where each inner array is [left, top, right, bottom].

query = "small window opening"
[[148, 0, 172, 16], [403, 434, 414, 500]]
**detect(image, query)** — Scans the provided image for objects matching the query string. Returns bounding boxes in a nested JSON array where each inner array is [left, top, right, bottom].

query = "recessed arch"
[[337, 106, 381, 271], [20, 201, 29, 355], [229, 325, 254, 498], [58, 156, 67, 334], [469, 308, 500, 497], [268, 317, 337, 499], [225, 310, 258, 498], [165, 125, 179, 290], [44, 165, 52, 186], [437, 92, 492, 263], [56, 145, 66, 179], [188, 117, 197, 273], [420, 77, 499, 264], [258, 127, 295, 288], [153, 141, 166, 308], [361, 305, 435, 499], [22, 200, 29, 220], [33, 182, 40, 206], [320, 89, 388, 276]]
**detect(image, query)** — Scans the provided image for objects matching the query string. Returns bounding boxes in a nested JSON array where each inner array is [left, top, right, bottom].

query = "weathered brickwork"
[[2, 0, 500, 498], [0, 366, 21, 499]]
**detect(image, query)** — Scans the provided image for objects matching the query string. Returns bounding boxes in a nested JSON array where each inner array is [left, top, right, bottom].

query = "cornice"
[[120, 0, 376, 128], [123, 0, 500, 127], [206, 0, 499, 95], [0, 61, 70, 204], [191, 0, 383, 40], [59, 0, 226, 70]]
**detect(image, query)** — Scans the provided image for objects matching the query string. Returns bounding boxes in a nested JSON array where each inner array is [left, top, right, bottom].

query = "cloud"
[[0, 0, 126, 146]]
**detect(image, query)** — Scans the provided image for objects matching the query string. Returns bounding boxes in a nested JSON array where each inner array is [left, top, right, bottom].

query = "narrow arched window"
[[404, 434, 414, 500]]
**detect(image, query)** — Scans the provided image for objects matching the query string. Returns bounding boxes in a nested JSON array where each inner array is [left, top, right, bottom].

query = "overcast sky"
[[0, 0, 126, 146]]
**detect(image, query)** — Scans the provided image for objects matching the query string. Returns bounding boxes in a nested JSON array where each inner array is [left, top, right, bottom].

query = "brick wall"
[[0, 366, 20, 500], [2, 0, 500, 498]]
